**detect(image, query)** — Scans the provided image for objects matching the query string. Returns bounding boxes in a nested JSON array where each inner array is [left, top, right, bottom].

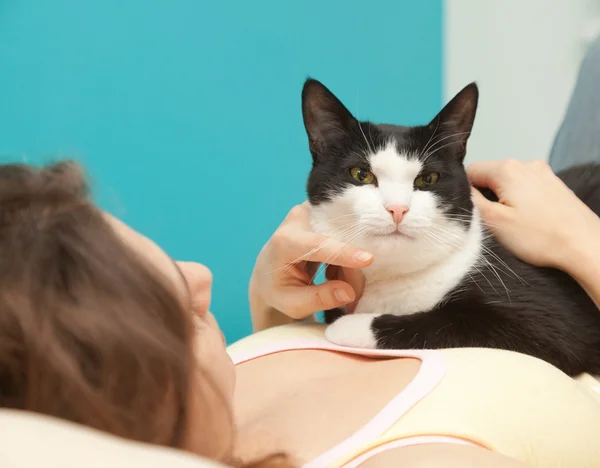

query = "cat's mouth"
[[373, 229, 415, 240]]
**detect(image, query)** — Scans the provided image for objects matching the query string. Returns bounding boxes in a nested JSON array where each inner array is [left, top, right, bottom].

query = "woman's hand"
[[249, 202, 373, 332], [467, 159, 600, 272]]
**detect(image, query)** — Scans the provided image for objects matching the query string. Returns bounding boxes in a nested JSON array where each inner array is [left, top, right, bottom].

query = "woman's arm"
[[565, 236, 600, 311], [249, 203, 371, 332], [467, 159, 600, 309]]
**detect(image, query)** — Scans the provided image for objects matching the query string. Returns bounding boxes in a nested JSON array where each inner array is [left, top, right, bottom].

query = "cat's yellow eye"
[[414, 172, 440, 188], [350, 167, 376, 185]]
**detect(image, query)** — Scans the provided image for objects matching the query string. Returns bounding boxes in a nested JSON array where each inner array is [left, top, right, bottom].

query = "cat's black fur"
[[302, 78, 600, 377]]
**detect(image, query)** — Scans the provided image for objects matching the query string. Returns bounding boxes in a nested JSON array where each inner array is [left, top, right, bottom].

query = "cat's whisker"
[[423, 130, 471, 153], [358, 122, 375, 155], [306, 226, 371, 287], [293, 225, 369, 281], [325, 213, 359, 223], [420, 230, 492, 295], [271, 222, 368, 276], [421, 131, 472, 163], [444, 215, 520, 238], [480, 244, 530, 287], [353, 97, 375, 155], [422, 137, 472, 164], [469, 264, 501, 296], [421, 228, 501, 296], [477, 255, 511, 300], [419, 116, 440, 159], [349, 149, 370, 160], [367, 123, 376, 154], [428, 223, 526, 290], [420, 228, 464, 257], [420, 230, 458, 256], [453, 207, 522, 238], [477, 255, 518, 286], [434, 220, 528, 286], [418, 231, 483, 298]]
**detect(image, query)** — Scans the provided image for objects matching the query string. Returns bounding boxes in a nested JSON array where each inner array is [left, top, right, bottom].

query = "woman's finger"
[[471, 187, 511, 222], [340, 268, 365, 299], [471, 187, 494, 214], [325, 265, 365, 313], [275, 229, 373, 268], [273, 280, 356, 320], [466, 161, 505, 191]]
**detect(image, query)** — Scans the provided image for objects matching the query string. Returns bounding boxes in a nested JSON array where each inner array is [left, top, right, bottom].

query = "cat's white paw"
[[325, 314, 379, 349]]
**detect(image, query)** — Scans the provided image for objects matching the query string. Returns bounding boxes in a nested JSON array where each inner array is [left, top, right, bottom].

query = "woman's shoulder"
[[227, 322, 539, 371], [227, 322, 327, 359], [228, 323, 600, 393]]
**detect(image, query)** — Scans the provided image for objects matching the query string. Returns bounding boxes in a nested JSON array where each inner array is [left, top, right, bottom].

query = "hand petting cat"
[[249, 202, 372, 331], [468, 159, 600, 273], [469, 158, 600, 314]]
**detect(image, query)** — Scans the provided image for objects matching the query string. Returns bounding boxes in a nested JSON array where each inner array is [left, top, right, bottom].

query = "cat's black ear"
[[428, 82, 479, 161], [302, 78, 357, 158]]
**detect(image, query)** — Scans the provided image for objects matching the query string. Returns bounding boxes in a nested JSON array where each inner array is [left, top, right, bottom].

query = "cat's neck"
[[355, 214, 483, 316]]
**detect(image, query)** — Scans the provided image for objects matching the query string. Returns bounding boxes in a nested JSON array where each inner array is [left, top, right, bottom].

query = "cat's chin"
[[364, 228, 420, 247], [372, 230, 415, 240], [357, 233, 448, 277]]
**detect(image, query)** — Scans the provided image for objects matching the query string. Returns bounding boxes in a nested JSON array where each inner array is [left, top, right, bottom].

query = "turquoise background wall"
[[0, 1, 443, 343]]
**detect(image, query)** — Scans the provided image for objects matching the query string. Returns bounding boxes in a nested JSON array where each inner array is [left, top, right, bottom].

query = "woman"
[[6, 34, 600, 466], [1, 156, 599, 468]]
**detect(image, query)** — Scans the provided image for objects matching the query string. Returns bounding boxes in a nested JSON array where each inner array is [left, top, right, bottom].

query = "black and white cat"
[[301, 78, 600, 377]]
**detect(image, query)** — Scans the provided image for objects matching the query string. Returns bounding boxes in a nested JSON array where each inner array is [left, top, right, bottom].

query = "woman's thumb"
[[471, 187, 495, 218], [471, 187, 512, 232]]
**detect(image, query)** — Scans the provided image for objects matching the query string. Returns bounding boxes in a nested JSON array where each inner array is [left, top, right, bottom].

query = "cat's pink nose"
[[387, 205, 409, 224]]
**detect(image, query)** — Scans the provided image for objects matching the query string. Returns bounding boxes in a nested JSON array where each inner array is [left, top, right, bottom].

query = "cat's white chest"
[[353, 228, 482, 316], [354, 274, 450, 316]]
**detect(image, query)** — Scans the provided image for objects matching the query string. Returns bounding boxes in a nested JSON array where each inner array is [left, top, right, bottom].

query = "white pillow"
[[0, 410, 225, 468]]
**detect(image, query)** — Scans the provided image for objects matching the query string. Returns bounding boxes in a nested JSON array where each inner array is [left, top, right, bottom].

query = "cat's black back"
[[370, 163, 600, 376]]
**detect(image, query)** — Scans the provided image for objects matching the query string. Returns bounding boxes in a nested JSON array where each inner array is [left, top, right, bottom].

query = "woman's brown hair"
[[0, 161, 292, 467]]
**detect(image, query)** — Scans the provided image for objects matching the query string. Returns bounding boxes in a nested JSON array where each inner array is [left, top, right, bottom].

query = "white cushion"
[[0, 410, 225, 468]]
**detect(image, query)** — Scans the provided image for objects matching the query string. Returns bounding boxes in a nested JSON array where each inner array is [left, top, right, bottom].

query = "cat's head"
[[302, 79, 480, 275]]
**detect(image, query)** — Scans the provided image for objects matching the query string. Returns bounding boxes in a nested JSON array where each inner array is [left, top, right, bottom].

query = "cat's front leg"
[[323, 307, 345, 324], [370, 312, 451, 349], [325, 309, 455, 350], [325, 313, 382, 348]]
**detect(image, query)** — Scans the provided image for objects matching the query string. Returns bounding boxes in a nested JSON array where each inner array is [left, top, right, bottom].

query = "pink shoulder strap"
[[231, 338, 450, 467]]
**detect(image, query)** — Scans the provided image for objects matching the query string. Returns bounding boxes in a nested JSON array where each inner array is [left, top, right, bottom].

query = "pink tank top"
[[230, 336, 475, 467]]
